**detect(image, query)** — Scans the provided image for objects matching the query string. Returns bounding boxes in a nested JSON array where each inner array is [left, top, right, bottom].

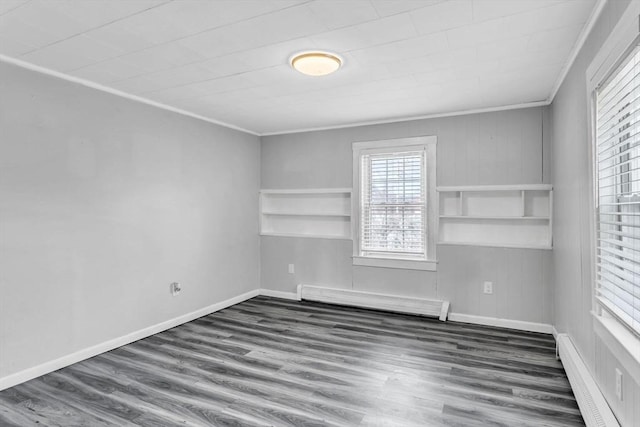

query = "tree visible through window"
[[360, 150, 426, 259]]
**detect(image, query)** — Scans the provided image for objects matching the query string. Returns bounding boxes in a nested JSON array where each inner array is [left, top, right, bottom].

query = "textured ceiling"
[[0, 0, 597, 135]]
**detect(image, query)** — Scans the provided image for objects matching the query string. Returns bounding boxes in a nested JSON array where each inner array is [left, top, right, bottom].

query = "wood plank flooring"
[[0, 296, 584, 426]]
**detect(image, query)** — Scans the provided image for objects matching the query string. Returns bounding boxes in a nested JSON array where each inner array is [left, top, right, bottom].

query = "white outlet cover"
[[615, 368, 623, 400], [483, 281, 493, 294], [288, 264, 295, 274], [171, 282, 181, 296]]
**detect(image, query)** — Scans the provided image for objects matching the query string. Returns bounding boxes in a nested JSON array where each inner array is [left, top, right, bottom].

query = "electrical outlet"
[[615, 368, 623, 400], [170, 282, 181, 296], [288, 264, 295, 274], [483, 281, 493, 294]]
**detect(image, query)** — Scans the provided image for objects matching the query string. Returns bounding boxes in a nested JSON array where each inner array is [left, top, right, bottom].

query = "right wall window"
[[595, 45, 640, 336]]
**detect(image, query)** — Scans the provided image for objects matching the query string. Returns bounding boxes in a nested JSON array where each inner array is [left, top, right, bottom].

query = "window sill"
[[592, 312, 640, 386], [352, 256, 437, 271]]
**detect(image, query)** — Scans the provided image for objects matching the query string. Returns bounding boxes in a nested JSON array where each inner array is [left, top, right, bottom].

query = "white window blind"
[[595, 44, 640, 336], [360, 150, 426, 259]]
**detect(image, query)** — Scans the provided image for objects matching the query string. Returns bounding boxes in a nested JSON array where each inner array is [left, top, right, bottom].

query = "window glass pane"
[[595, 45, 640, 336], [361, 151, 426, 257]]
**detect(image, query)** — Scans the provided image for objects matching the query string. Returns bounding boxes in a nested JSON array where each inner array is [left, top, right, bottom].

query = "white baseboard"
[[299, 284, 448, 319], [552, 326, 560, 359], [0, 289, 259, 392], [448, 313, 554, 334], [259, 288, 300, 301], [557, 333, 620, 427]]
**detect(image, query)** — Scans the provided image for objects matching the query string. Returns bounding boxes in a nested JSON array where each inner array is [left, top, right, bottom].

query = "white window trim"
[[593, 312, 640, 386], [586, 0, 640, 378], [352, 136, 437, 270]]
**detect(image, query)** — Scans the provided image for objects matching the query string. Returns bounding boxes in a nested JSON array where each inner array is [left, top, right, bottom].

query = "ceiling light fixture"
[[290, 51, 342, 77]]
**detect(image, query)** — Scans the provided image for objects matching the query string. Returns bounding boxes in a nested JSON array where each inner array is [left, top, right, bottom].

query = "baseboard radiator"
[[556, 334, 620, 427], [298, 284, 449, 320]]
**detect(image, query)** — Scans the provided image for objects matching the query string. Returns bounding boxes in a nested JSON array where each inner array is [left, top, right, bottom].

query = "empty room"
[[0, 0, 639, 426]]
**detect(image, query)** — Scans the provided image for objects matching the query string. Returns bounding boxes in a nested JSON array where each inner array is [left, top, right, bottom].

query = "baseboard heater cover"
[[298, 284, 449, 320], [556, 333, 620, 427]]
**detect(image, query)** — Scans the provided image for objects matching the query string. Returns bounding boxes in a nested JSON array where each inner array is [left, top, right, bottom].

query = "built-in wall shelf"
[[437, 184, 553, 250], [439, 215, 550, 221], [437, 241, 553, 250], [260, 232, 350, 240], [260, 188, 352, 240], [262, 211, 351, 217]]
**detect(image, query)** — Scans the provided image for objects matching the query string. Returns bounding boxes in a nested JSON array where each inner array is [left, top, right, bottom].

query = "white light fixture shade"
[[291, 51, 342, 76]]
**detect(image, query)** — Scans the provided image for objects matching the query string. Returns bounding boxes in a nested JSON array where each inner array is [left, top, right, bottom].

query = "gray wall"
[[0, 61, 260, 379], [551, 0, 639, 424], [261, 107, 554, 325]]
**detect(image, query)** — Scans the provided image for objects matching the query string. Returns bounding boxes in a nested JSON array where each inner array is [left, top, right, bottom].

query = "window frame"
[[593, 45, 640, 334], [586, 1, 640, 386], [352, 136, 437, 271]]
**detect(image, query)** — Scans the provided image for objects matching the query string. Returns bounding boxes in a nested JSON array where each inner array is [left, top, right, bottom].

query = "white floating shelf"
[[438, 241, 552, 250], [437, 184, 553, 192], [440, 215, 550, 220], [438, 184, 553, 249], [260, 189, 352, 240], [260, 188, 351, 194], [260, 232, 351, 240], [262, 211, 350, 217]]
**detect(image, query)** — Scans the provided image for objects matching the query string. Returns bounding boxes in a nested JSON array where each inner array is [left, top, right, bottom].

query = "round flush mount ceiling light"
[[290, 51, 342, 76]]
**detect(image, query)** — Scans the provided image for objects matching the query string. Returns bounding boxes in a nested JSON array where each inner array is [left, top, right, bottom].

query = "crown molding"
[[547, 0, 608, 103], [1, 52, 551, 137], [0, 54, 260, 136], [259, 101, 551, 137]]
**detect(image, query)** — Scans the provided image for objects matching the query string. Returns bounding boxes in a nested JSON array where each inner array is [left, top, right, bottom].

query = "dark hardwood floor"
[[0, 296, 584, 426]]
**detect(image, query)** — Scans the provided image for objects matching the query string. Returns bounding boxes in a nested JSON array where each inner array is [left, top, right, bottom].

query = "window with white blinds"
[[360, 150, 426, 258], [595, 44, 640, 336]]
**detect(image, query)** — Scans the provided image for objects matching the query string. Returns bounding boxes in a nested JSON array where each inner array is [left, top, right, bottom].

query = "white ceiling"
[[0, 0, 597, 135]]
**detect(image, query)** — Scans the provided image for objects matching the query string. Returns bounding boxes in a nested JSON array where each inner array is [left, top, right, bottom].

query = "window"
[[352, 137, 437, 271], [361, 151, 425, 257], [594, 44, 640, 337]]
